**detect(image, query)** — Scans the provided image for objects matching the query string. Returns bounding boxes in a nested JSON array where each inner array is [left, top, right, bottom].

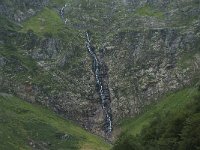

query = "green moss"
[[0, 94, 111, 150]]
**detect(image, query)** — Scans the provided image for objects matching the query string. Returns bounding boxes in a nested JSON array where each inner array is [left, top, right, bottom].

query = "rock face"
[[107, 28, 200, 122], [0, 0, 49, 22], [0, 0, 200, 138], [86, 32, 112, 135]]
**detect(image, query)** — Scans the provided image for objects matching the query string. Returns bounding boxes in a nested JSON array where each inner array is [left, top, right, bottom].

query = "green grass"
[[135, 5, 164, 19], [21, 7, 64, 35], [0, 15, 20, 30], [119, 87, 199, 136], [113, 87, 200, 150], [0, 44, 38, 71], [0, 94, 111, 150]]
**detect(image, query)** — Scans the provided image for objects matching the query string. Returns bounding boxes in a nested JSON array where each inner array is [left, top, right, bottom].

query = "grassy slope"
[[21, 4, 81, 45], [135, 4, 164, 19], [21, 7, 64, 35], [118, 87, 199, 136], [113, 87, 200, 150], [0, 94, 111, 150]]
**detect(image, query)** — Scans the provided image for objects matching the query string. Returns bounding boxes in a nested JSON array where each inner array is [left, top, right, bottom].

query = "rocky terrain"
[[0, 0, 200, 139]]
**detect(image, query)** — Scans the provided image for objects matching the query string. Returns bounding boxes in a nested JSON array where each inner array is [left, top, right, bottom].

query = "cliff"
[[0, 0, 200, 138]]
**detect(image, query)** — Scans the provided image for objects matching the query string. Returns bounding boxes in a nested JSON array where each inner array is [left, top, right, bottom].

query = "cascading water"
[[60, 4, 68, 24], [59, 3, 112, 135], [86, 32, 112, 134]]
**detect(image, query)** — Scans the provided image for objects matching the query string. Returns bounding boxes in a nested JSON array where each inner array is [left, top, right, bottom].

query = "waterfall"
[[59, 3, 113, 134], [60, 3, 67, 20], [86, 32, 112, 133]]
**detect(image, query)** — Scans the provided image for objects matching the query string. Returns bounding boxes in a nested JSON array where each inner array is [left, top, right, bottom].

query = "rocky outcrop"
[[107, 26, 200, 122], [0, 0, 49, 22]]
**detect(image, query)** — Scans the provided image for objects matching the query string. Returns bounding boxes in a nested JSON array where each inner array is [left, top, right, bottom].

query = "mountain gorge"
[[0, 0, 200, 146]]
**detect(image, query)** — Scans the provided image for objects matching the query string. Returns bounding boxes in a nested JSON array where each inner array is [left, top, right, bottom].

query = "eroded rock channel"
[[86, 32, 112, 134]]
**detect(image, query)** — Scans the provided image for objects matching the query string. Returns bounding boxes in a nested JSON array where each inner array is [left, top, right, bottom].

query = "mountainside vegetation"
[[0, 0, 200, 148], [0, 93, 111, 150], [113, 85, 200, 150]]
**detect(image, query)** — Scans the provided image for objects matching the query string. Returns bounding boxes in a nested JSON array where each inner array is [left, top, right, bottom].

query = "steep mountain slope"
[[0, 93, 111, 150], [0, 0, 200, 138], [116, 86, 199, 136], [113, 86, 200, 149]]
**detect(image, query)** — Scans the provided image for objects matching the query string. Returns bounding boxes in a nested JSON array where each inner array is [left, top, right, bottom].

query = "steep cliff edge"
[[0, 0, 200, 138]]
